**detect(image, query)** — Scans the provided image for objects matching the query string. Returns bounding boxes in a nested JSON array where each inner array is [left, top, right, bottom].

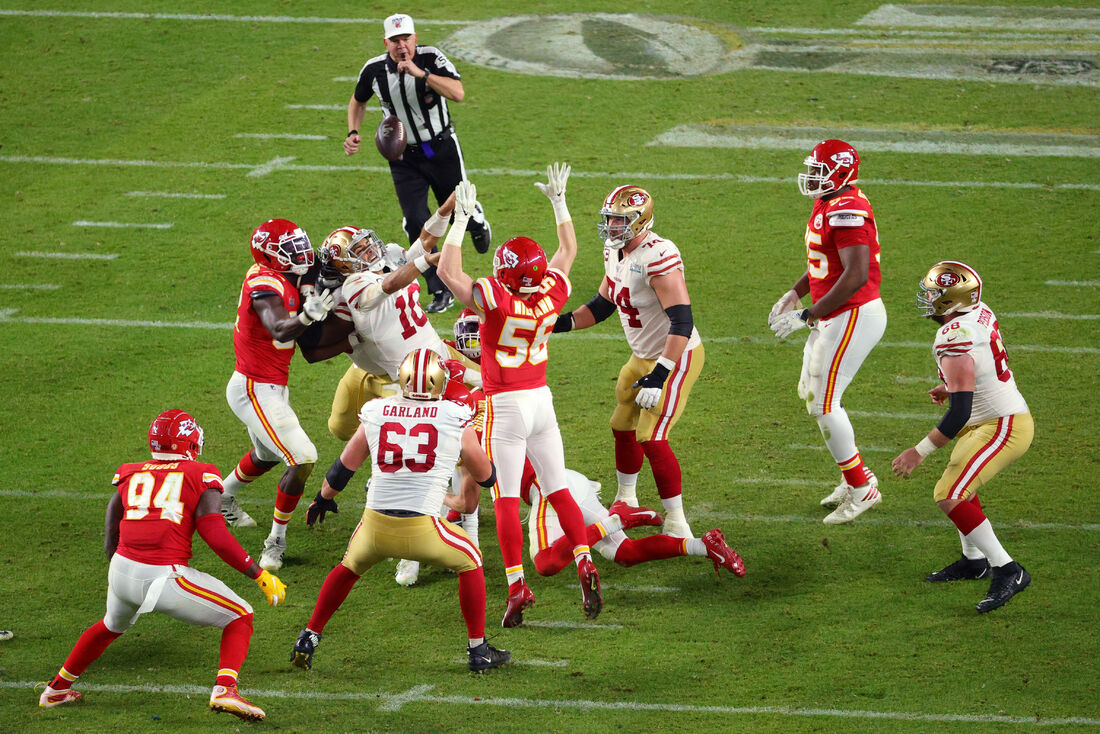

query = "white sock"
[[220, 473, 245, 499], [684, 537, 706, 557], [661, 495, 684, 515], [270, 523, 287, 541], [468, 637, 484, 648], [816, 408, 859, 464], [615, 473, 639, 505], [462, 511, 480, 549], [959, 530, 985, 560], [964, 519, 1012, 567]]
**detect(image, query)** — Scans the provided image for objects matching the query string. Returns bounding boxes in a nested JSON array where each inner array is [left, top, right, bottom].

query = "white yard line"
[[788, 444, 896, 453], [602, 584, 681, 592], [126, 191, 226, 199], [0, 680, 1094, 725], [894, 375, 938, 383], [857, 4, 1100, 33], [14, 252, 118, 260], [235, 133, 329, 140], [1045, 280, 1100, 287], [700, 511, 1100, 533], [525, 620, 624, 630], [847, 410, 940, 420], [72, 220, 173, 229], [0, 10, 467, 25], [1001, 312, 1100, 320], [0, 283, 60, 290]]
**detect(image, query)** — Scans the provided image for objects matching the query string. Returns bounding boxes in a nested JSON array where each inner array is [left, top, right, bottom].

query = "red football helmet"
[[493, 237, 547, 295], [148, 409, 204, 460], [798, 139, 860, 198], [250, 218, 315, 275], [453, 308, 481, 360]]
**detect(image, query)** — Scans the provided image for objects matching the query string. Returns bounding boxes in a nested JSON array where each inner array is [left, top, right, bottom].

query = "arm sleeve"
[[196, 513, 259, 577], [936, 391, 974, 439]]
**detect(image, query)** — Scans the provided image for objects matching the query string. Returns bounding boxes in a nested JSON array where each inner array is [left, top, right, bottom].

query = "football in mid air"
[[375, 116, 407, 161]]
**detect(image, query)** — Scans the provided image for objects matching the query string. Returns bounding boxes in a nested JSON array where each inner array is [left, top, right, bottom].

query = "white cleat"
[[259, 536, 286, 572], [220, 496, 257, 528], [39, 685, 82, 707], [823, 482, 882, 524], [662, 519, 694, 538], [820, 482, 851, 508], [394, 559, 420, 587]]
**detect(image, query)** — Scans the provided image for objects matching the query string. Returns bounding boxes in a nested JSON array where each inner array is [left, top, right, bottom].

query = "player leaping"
[[437, 167, 603, 625]]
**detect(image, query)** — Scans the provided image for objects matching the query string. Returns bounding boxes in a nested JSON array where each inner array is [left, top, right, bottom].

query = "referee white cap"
[[384, 13, 415, 38]]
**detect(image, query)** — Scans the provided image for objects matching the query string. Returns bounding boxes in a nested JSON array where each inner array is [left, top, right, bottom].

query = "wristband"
[[915, 437, 938, 458], [656, 356, 676, 371], [423, 69, 431, 81], [347, 129, 358, 138], [444, 218, 467, 248], [413, 255, 430, 273], [325, 457, 355, 492], [297, 311, 314, 326], [424, 211, 448, 238], [550, 200, 571, 226]]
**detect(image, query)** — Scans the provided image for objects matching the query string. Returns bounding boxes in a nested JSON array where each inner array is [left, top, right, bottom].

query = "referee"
[[343, 13, 491, 314]]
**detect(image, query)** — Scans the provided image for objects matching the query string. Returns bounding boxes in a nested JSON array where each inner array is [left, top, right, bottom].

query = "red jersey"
[[232, 264, 300, 384], [805, 186, 882, 318], [472, 269, 571, 395], [113, 459, 223, 566]]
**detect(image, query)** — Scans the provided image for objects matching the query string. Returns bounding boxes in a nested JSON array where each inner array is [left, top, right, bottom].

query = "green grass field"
[[2, 1, 1098, 732]]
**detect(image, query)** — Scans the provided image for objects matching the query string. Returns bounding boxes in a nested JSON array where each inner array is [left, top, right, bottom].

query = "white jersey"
[[335, 270, 449, 379], [933, 303, 1028, 425], [361, 396, 473, 516], [603, 230, 702, 360]]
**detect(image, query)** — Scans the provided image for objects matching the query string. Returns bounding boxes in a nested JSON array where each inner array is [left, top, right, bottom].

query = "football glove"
[[299, 288, 334, 325], [771, 309, 812, 340], [255, 569, 287, 606], [768, 289, 801, 326], [384, 243, 407, 270], [632, 362, 671, 410], [306, 491, 339, 527], [534, 162, 571, 205], [454, 180, 477, 223]]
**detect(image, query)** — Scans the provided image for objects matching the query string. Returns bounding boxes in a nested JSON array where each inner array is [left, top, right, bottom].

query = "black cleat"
[[976, 561, 1030, 613], [468, 641, 510, 672], [290, 628, 321, 670], [427, 290, 455, 313], [470, 216, 492, 254], [925, 555, 991, 583]]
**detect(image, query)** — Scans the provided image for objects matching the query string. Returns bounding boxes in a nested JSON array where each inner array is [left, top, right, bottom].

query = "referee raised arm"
[[343, 13, 491, 314]]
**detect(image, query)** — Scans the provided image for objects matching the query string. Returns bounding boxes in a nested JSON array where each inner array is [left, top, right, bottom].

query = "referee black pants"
[[389, 131, 487, 295]]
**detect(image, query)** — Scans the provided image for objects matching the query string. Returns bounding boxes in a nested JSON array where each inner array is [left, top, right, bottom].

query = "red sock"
[[614, 535, 687, 567], [948, 500, 987, 535], [50, 620, 123, 689], [493, 497, 525, 574], [544, 489, 590, 558], [642, 440, 682, 500], [307, 564, 361, 633], [457, 568, 487, 639], [970, 495, 982, 512], [215, 614, 253, 687], [273, 488, 302, 526], [613, 429, 645, 474], [235, 451, 274, 482], [534, 537, 577, 576], [838, 452, 874, 487]]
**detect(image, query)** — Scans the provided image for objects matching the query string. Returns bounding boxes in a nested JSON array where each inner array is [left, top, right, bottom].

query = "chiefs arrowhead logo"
[[251, 231, 271, 249], [831, 151, 855, 167], [936, 272, 961, 287], [177, 418, 199, 436], [496, 248, 520, 269]]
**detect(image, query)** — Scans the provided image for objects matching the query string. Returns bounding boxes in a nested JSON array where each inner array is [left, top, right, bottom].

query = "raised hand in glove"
[[632, 359, 672, 410], [255, 569, 287, 606], [299, 288, 334, 325], [534, 162, 571, 204], [306, 491, 339, 527], [454, 180, 478, 222], [768, 289, 801, 326], [770, 309, 812, 340]]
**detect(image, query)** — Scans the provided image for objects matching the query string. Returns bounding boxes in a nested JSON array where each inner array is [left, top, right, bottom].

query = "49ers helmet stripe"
[[398, 348, 448, 400]]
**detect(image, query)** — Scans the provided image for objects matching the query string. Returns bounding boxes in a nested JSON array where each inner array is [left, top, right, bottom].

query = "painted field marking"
[[73, 220, 173, 229], [452, 657, 570, 667], [857, 4, 1100, 33], [0, 680, 1093, 726], [788, 443, 896, 453], [126, 191, 226, 199], [1002, 312, 1100, 320], [847, 410, 940, 420], [525, 620, 624, 630], [602, 584, 681, 593], [894, 375, 938, 383], [235, 133, 329, 140], [0, 311, 1095, 354], [0, 10, 467, 26], [0, 283, 60, 290], [2, 154, 1099, 190], [1046, 280, 1100, 287], [14, 252, 118, 261], [700, 511, 1100, 533], [287, 104, 383, 113]]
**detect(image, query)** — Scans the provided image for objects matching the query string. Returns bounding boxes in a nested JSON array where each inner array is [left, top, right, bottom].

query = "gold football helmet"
[[398, 348, 448, 400], [918, 261, 982, 317], [320, 227, 386, 280], [597, 185, 654, 250]]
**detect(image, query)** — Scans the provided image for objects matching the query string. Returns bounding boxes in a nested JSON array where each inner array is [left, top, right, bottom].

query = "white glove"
[[385, 243, 407, 270], [634, 386, 662, 410], [454, 180, 477, 222], [768, 289, 801, 327], [770, 309, 810, 340], [534, 162, 570, 204], [299, 287, 334, 325]]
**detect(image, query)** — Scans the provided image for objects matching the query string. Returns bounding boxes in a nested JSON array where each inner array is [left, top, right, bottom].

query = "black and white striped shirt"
[[354, 46, 459, 145]]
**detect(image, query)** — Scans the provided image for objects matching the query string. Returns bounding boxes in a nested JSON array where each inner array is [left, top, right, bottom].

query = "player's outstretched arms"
[[438, 181, 478, 308], [536, 163, 576, 276]]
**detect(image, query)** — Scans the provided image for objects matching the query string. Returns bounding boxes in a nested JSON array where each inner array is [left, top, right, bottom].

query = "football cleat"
[[290, 628, 322, 670], [259, 535, 286, 572], [470, 207, 492, 254], [823, 481, 881, 524], [577, 557, 602, 620], [926, 555, 991, 583], [394, 559, 420, 587], [426, 290, 455, 314], [501, 581, 535, 628], [209, 684, 265, 721], [608, 500, 664, 529], [976, 561, 1030, 614], [701, 529, 746, 578], [0, 630, 13, 641], [38, 685, 82, 708], [468, 641, 510, 672], [220, 496, 257, 528], [820, 482, 850, 508]]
